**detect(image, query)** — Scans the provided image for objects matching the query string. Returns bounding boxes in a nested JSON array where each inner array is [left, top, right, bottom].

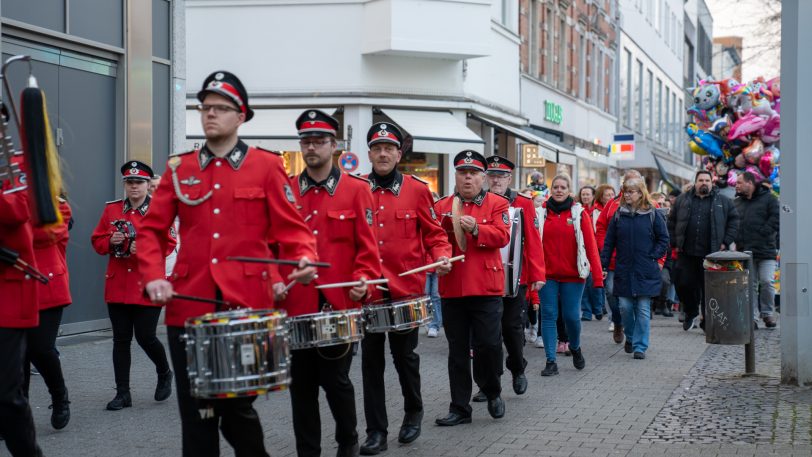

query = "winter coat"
[[601, 205, 670, 298], [733, 186, 779, 260], [667, 186, 740, 255]]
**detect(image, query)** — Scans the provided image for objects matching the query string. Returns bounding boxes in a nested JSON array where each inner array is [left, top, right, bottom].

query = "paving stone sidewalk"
[[18, 313, 812, 457]]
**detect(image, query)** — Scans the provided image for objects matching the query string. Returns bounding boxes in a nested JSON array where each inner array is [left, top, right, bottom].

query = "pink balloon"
[[744, 165, 765, 183], [728, 112, 767, 141], [761, 114, 780, 144], [760, 151, 774, 177], [727, 169, 741, 187], [743, 138, 765, 164]]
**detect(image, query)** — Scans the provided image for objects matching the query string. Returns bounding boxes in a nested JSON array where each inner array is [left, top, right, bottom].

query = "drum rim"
[[286, 308, 364, 322]]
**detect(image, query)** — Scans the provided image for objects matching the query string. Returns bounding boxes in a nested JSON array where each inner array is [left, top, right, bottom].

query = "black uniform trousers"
[[442, 296, 503, 417], [23, 306, 68, 400], [674, 255, 706, 319], [361, 326, 421, 435], [290, 344, 358, 457], [501, 285, 528, 376], [0, 328, 43, 457], [108, 304, 170, 392], [167, 326, 269, 457]]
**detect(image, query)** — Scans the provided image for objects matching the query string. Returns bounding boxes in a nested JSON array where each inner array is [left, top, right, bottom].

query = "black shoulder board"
[[105, 199, 123, 205], [410, 175, 430, 186], [515, 192, 532, 200], [490, 192, 510, 201], [255, 146, 282, 156], [436, 195, 450, 203], [346, 173, 370, 183]]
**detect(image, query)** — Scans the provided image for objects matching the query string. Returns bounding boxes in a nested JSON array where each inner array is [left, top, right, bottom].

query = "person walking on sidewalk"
[[578, 185, 604, 321], [733, 171, 780, 328], [538, 174, 603, 376], [667, 170, 739, 331], [601, 178, 669, 360]]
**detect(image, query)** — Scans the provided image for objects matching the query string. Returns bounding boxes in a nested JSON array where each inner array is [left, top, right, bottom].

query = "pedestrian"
[[597, 171, 644, 344], [434, 150, 510, 425], [426, 192, 444, 339], [139, 71, 318, 457], [528, 171, 547, 193], [577, 185, 603, 321], [734, 171, 780, 328], [600, 178, 669, 360], [537, 174, 603, 376], [0, 171, 44, 457], [25, 196, 73, 430], [91, 161, 176, 411], [359, 122, 452, 455], [472, 156, 545, 403], [668, 170, 740, 331]]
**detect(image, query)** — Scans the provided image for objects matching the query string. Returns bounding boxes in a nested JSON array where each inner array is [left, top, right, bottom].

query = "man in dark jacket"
[[734, 171, 779, 328], [667, 170, 740, 331]]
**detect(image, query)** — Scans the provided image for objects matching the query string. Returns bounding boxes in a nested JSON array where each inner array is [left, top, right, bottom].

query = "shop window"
[[400, 152, 443, 195]]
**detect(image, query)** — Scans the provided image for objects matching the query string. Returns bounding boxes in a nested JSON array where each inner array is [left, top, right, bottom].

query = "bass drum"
[[500, 207, 524, 297]]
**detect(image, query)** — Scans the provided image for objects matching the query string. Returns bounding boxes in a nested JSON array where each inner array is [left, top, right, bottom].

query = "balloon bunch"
[[684, 76, 780, 194]]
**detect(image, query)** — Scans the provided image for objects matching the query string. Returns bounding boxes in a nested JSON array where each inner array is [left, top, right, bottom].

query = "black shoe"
[[699, 319, 705, 331], [472, 390, 487, 402], [398, 411, 422, 444], [50, 391, 70, 430], [487, 396, 505, 419], [360, 431, 387, 455], [435, 412, 472, 426], [624, 341, 633, 354], [512, 374, 527, 395], [337, 442, 360, 457], [683, 314, 697, 331], [155, 369, 173, 401], [540, 361, 558, 376], [571, 347, 585, 370], [662, 308, 674, 317], [106, 391, 132, 411], [595, 314, 603, 321], [633, 352, 646, 360]]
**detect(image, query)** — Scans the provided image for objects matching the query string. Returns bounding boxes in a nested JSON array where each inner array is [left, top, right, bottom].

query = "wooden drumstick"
[[315, 278, 389, 289], [172, 293, 231, 307], [226, 256, 331, 268], [451, 195, 467, 252], [398, 255, 465, 277], [282, 280, 296, 293]]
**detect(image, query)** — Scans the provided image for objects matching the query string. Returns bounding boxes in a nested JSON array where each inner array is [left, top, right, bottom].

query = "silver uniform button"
[[313, 230, 319, 235], [212, 258, 218, 264], [48, 273, 54, 278], [215, 161, 222, 167], [127, 268, 132, 272], [213, 233, 220, 239], [214, 183, 221, 190], [213, 208, 221, 214]]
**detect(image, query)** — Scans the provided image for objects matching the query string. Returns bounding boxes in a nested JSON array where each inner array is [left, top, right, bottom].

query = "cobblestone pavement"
[[18, 312, 812, 457]]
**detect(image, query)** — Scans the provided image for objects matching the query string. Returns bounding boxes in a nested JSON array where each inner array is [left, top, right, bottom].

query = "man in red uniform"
[[0, 165, 43, 456], [358, 122, 452, 455], [469, 156, 545, 401], [277, 109, 380, 457], [433, 150, 511, 426], [139, 71, 318, 457], [92, 161, 177, 411]]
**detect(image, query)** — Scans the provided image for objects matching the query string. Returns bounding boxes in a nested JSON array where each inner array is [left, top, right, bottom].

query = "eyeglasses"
[[624, 189, 641, 195], [299, 139, 332, 148], [196, 104, 240, 114]]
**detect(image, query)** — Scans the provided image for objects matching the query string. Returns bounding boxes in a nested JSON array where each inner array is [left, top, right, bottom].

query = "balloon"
[[743, 138, 765, 164], [761, 114, 780, 144], [734, 152, 747, 169], [727, 169, 742, 187], [685, 123, 725, 158], [729, 112, 767, 141], [744, 165, 765, 183], [759, 150, 774, 177], [688, 82, 723, 125], [766, 145, 780, 165], [727, 84, 752, 115]]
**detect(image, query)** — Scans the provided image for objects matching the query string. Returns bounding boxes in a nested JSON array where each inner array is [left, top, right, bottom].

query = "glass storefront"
[[400, 152, 443, 194], [576, 158, 608, 190]]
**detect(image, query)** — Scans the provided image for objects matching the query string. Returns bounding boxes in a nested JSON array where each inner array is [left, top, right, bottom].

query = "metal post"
[[744, 250, 756, 375]]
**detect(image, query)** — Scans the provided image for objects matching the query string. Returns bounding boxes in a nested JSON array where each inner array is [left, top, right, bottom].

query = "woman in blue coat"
[[600, 178, 669, 359]]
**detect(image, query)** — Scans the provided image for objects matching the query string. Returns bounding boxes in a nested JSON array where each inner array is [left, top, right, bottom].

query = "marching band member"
[[358, 122, 452, 455], [25, 197, 73, 429], [0, 171, 44, 456], [469, 156, 545, 402], [139, 71, 318, 457], [433, 151, 511, 426], [91, 161, 176, 411], [277, 109, 381, 457]]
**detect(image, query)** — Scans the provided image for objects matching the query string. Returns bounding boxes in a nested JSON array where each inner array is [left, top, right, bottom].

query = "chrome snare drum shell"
[[183, 308, 290, 399], [287, 308, 365, 350], [363, 295, 433, 333]]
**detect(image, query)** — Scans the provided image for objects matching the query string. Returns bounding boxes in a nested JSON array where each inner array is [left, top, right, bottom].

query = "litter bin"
[[703, 251, 754, 345]]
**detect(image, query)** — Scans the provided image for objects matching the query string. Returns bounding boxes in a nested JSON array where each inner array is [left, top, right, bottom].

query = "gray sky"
[[705, 0, 781, 82]]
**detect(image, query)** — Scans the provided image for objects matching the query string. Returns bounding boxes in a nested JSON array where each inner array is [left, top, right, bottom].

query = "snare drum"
[[363, 295, 433, 333], [184, 308, 289, 399], [287, 308, 365, 350]]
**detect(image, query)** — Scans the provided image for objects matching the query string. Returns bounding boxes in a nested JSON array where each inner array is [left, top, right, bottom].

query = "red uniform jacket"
[[278, 167, 381, 317], [501, 189, 546, 286], [364, 171, 451, 299], [33, 199, 72, 310], [0, 185, 38, 328], [137, 142, 318, 326], [434, 189, 510, 298], [92, 195, 176, 306], [541, 201, 603, 288], [596, 196, 620, 271]]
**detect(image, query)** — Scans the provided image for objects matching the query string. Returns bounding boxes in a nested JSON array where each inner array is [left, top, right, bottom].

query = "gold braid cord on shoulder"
[[169, 156, 213, 206]]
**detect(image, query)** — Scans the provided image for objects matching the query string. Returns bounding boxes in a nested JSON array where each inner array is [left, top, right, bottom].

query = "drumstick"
[[398, 255, 465, 277], [451, 196, 467, 252], [173, 293, 232, 307], [282, 280, 296, 293], [226, 256, 331, 268], [376, 285, 389, 291], [315, 278, 389, 289]]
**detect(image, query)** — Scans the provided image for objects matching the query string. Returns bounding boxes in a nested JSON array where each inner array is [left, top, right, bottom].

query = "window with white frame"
[[646, 69, 653, 139], [635, 59, 643, 133]]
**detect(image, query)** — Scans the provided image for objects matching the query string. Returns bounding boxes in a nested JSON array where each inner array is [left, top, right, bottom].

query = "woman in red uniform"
[[24, 197, 73, 429], [91, 161, 175, 411]]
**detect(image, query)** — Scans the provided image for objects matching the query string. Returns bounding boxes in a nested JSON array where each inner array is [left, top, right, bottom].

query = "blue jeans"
[[605, 271, 622, 326], [539, 280, 584, 362], [580, 274, 605, 319], [617, 296, 651, 353], [425, 273, 442, 330]]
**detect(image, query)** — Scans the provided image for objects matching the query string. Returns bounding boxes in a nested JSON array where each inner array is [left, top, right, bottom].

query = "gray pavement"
[[17, 312, 812, 457]]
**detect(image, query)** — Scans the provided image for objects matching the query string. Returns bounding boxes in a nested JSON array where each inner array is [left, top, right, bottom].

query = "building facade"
[[713, 36, 743, 81], [0, 0, 185, 333]]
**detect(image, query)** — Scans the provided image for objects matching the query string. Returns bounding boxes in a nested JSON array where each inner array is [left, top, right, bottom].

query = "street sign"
[[339, 151, 359, 172], [609, 133, 635, 160]]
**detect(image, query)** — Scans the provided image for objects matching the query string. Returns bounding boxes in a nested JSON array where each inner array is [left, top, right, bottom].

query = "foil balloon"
[[728, 112, 767, 141], [744, 165, 765, 183], [734, 152, 747, 169], [685, 123, 725, 158], [743, 138, 765, 164], [759, 150, 774, 177], [761, 114, 780, 144], [727, 168, 742, 187]]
